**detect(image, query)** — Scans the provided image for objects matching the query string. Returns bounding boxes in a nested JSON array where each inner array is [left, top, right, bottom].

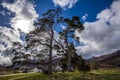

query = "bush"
[[43, 70, 48, 74]]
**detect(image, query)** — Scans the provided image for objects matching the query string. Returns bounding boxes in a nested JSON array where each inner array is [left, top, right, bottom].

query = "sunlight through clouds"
[[0, 0, 39, 64], [2, 0, 38, 33]]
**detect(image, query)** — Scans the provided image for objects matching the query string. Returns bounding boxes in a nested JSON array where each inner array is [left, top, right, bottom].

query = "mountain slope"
[[89, 50, 120, 68]]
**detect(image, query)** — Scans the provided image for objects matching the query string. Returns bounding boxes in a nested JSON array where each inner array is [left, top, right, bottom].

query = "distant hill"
[[88, 50, 120, 68]]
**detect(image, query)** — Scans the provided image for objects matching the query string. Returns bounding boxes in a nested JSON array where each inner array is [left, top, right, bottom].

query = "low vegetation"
[[0, 72, 40, 80], [0, 69, 120, 80]]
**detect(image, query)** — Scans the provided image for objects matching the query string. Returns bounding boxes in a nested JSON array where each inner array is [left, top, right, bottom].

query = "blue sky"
[[0, 0, 120, 64], [34, 0, 113, 22], [0, 0, 113, 27]]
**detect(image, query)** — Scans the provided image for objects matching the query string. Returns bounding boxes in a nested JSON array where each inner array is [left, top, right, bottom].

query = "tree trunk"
[[48, 27, 53, 75], [65, 28, 72, 72], [67, 51, 72, 72], [48, 45, 52, 75]]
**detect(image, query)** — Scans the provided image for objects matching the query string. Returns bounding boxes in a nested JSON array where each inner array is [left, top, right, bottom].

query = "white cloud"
[[61, 25, 66, 29], [75, 0, 120, 58], [82, 14, 88, 21], [0, 55, 12, 66], [2, 0, 38, 33], [0, 10, 6, 16], [0, 45, 6, 52], [0, 10, 11, 16], [53, 0, 78, 9], [0, 27, 24, 65], [0, 0, 38, 65], [0, 27, 22, 52]]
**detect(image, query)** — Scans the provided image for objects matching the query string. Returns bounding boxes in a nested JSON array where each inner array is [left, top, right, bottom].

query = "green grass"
[[0, 72, 40, 80], [0, 69, 120, 80]]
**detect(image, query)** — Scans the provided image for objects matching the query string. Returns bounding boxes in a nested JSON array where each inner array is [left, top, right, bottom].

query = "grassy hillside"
[[88, 50, 120, 68], [0, 69, 120, 80]]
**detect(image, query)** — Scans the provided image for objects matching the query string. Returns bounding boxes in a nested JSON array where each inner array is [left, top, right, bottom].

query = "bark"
[[48, 42, 52, 75], [67, 50, 72, 71], [65, 28, 72, 72], [48, 26, 53, 75]]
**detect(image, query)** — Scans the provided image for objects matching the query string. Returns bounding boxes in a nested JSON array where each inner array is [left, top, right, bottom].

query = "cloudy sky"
[[0, 0, 120, 65]]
